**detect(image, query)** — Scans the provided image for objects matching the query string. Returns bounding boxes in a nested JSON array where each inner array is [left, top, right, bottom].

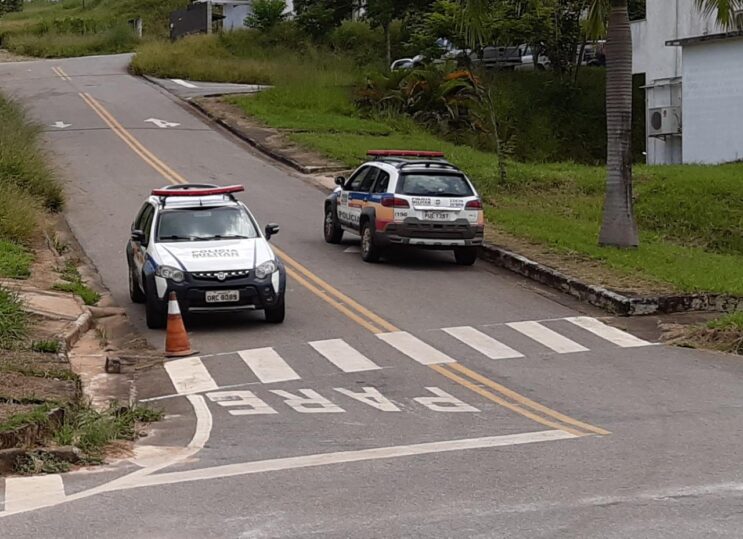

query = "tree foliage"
[[245, 0, 287, 31], [0, 0, 23, 15], [294, 0, 354, 39]]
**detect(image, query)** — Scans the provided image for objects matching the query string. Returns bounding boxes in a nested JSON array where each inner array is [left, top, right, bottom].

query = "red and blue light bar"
[[367, 150, 445, 158], [151, 185, 244, 197]]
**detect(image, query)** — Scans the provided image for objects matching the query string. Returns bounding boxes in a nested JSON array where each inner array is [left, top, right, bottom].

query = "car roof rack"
[[396, 160, 460, 171], [151, 184, 244, 207]]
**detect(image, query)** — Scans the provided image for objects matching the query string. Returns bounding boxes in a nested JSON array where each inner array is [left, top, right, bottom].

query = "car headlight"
[[255, 260, 277, 280], [156, 265, 185, 283]]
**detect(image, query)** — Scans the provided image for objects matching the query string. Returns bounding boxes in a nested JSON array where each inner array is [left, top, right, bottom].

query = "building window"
[[629, 0, 646, 21]]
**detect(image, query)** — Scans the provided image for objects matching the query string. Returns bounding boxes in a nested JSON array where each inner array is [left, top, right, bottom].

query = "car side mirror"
[[131, 229, 146, 244], [265, 223, 280, 240], [335, 176, 346, 187]]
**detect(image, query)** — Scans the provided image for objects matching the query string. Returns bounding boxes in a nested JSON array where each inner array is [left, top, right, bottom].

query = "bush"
[[4, 23, 139, 58], [131, 35, 275, 84], [330, 20, 384, 66], [244, 0, 287, 32]]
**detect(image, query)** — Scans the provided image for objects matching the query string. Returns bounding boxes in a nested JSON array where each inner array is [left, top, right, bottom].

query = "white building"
[[630, 0, 735, 164]]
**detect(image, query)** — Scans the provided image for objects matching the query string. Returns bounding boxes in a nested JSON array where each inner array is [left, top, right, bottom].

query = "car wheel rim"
[[362, 229, 371, 254], [325, 212, 333, 237]]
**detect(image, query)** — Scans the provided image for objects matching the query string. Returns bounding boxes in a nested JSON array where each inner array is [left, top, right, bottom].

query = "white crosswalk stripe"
[[565, 316, 652, 347], [507, 321, 589, 354], [4, 474, 65, 513], [309, 339, 381, 372], [443, 326, 524, 359], [157, 317, 653, 397], [238, 347, 301, 384], [377, 331, 456, 365], [164, 356, 218, 394]]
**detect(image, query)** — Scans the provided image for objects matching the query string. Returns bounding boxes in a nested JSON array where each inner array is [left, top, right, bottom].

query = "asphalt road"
[[1, 54, 743, 538]]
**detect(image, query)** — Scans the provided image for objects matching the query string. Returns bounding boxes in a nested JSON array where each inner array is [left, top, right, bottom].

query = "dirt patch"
[[0, 49, 31, 63], [0, 371, 77, 403], [661, 323, 743, 355], [484, 224, 677, 297]]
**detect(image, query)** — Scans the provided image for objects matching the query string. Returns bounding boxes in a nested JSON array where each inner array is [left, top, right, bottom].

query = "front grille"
[[192, 269, 250, 281]]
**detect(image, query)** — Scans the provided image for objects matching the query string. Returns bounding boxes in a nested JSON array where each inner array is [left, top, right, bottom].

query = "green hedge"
[[484, 69, 646, 164]]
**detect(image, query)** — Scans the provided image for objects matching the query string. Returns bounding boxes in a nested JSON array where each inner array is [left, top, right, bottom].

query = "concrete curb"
[[61, 308, 93, 351], [479, 243, 743, 316], [141, 75, 743, 317]]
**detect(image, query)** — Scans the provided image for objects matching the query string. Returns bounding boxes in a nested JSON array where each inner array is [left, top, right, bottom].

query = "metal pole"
[[206, 0, 212, 34]]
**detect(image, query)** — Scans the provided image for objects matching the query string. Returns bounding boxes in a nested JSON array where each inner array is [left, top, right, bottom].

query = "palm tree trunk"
[[599, 0, 639, 248], [385, 24, 392, 70]]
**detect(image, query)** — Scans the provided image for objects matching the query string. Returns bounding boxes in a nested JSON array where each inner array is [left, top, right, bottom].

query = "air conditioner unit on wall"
[[648, 106, 681, 137]]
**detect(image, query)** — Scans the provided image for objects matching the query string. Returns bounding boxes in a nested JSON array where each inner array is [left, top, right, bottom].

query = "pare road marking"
[[145, 118, 181, 129], [205, 386, 480, 415]]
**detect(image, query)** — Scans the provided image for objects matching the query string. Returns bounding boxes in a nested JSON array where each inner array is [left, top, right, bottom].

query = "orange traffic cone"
[[165, 292, 196, 358]]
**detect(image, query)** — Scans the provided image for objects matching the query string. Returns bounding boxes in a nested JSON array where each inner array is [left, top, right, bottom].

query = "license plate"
[[205, 290, 239, 303], [423, 211, 452, 221]]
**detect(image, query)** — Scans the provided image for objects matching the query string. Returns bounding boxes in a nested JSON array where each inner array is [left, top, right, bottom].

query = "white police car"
[[126, 184, 286, 329], [324, 151, 484, 264]]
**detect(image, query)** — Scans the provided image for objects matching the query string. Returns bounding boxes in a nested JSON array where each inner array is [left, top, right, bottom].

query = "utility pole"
[[206, 0, 212, 34]]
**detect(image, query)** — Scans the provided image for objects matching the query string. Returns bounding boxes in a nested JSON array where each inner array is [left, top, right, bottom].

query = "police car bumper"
[[377, 220, 484, 248], [150, 269, 286, 313]]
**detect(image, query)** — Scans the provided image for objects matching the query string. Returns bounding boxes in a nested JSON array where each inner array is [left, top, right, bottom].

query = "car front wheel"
[[129, 267, 146, 303], [145, 285, 167, 329], [264, 300, 285, 324]]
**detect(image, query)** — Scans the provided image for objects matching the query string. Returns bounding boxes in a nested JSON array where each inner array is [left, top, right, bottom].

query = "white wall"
[[224, 4, 250, 31], [631, 0, 723, 164], [682, 38, 743, 164], [631, 0, 722, 81]]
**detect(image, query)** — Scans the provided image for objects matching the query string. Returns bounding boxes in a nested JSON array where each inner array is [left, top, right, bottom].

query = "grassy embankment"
[[0, 0, 186, 57], [132, 35, 743, 297], [0, 94, 160, 469]]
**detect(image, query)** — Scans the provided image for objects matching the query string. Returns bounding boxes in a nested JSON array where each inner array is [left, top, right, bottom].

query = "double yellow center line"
[[57, 68, 608, 437]]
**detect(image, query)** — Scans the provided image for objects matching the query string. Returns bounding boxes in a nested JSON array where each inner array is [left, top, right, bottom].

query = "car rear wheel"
[[360, 223, 381, 263], [264, 300, 285, 324], [145, 285, 166, 329], [129, 267, 145, 304], [324, 207, 343, 244], [454, 247, 478, 266]]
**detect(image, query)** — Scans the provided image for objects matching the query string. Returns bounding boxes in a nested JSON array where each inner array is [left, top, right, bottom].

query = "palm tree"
[[588, 0, 742, 248]]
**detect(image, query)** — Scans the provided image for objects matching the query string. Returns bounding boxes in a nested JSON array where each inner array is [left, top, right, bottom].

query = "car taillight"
[[465, 199, 483, 210], [382, 197, 410, 208]]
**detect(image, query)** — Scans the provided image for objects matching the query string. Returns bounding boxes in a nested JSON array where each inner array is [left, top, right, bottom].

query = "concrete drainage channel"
[[145, 76, 743, 319]]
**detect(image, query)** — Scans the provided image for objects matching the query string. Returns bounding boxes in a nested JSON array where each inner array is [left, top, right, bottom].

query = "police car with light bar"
[[126, 184, 286, 329], [324, 150, 484, 265]]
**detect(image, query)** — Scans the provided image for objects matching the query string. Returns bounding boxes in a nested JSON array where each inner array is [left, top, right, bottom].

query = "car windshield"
[[156, 206, 258, 242], [396, 173, 474, 197]]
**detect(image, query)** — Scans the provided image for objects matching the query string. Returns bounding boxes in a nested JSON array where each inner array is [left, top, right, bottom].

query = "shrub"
[[244, 0, 287, 32], [330, 20, 384, 66]]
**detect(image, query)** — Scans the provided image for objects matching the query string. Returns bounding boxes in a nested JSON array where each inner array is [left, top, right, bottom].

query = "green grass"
[[0, 0, 187, 57], [30, 339, 62, 354], [708, 312, 743, 331], [4, 23, 139, 58], [0, 403, 54, 433], [53, 260, 100, 305], [0, 94, 62, 257], [53, 403, 163, 456], [0, 240, 34, 279], [0, 286, 27, 349]]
